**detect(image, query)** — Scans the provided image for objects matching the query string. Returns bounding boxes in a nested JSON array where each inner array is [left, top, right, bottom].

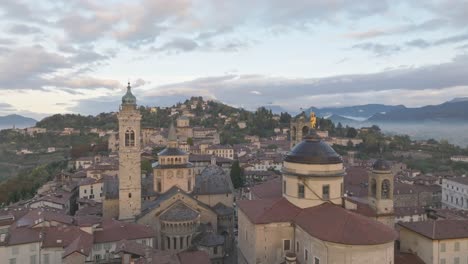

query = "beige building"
[[399, 219, 468, 264], [238, 130, 397, 264]]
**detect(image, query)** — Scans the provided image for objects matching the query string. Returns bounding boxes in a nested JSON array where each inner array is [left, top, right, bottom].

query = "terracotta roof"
[[94, 219, 155, 243], [6, 227, 41, 246], [114, 239, 149, 257], [42, 226, 87, 248], [395, 252, 425, 264], [399, 219, 468, 240], [295, 203, 397, 245], [178, 250, 210, 264], [238, 198, 301, 224], [16, 209, 73, 228], [62, 232, 93, 258], [250, 178, 282, 199]]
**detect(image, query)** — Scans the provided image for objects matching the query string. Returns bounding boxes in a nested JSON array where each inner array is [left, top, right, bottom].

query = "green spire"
[[122, 82, 136, 105]]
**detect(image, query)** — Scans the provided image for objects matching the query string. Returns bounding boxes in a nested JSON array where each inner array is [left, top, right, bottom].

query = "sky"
[[1, 0, 468, 119]]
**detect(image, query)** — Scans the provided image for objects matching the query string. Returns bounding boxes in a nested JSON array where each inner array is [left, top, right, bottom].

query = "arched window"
[[125, 129, 135, 146], [292, 127, 297, 141], [382, 179, 391, 199], [302, 126, 309, 137], [167, 237, 170, 249], [371, 179, 377, 197]]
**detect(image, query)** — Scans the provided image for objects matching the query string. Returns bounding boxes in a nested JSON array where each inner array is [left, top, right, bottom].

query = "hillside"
[[305, 104, 405, 119], [0, 114, 37, 129], [368, 101, 468, 122]]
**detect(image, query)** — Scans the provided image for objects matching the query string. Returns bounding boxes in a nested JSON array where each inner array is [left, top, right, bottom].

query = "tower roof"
[[284, 130, 342, 165], [122, 82, 136, 105], [373, 159, 391, 171], [168, 121, 177, 141]]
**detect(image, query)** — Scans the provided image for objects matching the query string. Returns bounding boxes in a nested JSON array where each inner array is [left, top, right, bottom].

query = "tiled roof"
[[194, 165, 233, 195], [178, 251, 210, 264], [160, 202, 199, 222], [399, 219, 468, 240], [250, 177, 282, 199], [193, 231, 225, 247], [212, 202, 234, 216], [238, 198, 301, 224], [295, 203, 397, 245], [240, 198, 397, 245], [94, 219, 155, 243], [62, 232, 93, 258], [395, 252, 425, 264]]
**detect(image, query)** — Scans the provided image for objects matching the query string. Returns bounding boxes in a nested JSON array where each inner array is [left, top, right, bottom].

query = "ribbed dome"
[[285, 130, 342, 165], [122, 83, 136, 105], [373, 159, 391, 171]]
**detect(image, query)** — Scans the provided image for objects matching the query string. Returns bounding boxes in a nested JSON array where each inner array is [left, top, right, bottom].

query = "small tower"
[[117, 82, 142, 221], [290, 113, 310, 148], [153, 121, 194, 194], [368, 159, 395, 227]]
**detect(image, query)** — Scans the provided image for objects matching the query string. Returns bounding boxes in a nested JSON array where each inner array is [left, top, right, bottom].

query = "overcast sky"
[[1, 0, 468, 119]]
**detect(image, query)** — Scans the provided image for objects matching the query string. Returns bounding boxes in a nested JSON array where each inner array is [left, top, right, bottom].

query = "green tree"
[[230, 160, 244, 189], [187, 137, 194, 146], [346, 127, 358, 138]]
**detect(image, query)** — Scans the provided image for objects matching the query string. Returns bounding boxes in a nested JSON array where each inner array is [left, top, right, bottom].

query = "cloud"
[[8, 24, 42, 35], [405, 39, 431, 48], [342, 19, 448, 40], [0, 103, 14, 111], [351, 42, 401, 56], [152, 38, 199, 53], [148, 54, 468, 110]]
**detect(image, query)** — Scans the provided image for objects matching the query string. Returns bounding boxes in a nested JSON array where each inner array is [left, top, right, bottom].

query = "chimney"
[[285, 252, 297, 264]]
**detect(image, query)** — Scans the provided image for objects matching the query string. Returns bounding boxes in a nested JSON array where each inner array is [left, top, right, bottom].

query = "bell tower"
[[368, 159, 394, 227], [118, 82, 142, 221]]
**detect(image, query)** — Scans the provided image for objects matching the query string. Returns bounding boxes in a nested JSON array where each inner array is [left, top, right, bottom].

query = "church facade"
[[104, 84, 235, 263]]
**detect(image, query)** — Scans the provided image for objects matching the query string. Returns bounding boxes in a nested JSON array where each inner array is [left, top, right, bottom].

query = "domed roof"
[[373, 159, 391, 171], [122, 82, 136, 105], [285, 130, 342, 165]]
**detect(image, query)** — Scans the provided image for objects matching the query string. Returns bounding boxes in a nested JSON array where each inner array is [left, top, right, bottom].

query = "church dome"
[[122, 82, 136, 105], [284, 130, 342, 165], [372, 159, 391, 171]]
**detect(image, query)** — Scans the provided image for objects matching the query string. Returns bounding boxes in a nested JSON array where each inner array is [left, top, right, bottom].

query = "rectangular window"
[[214, 246, 218, 255], [30, 255, 36, 264], [455, 241, 460, 251], [188, 178, 192, 191], [296, 241, 299, 252], [283, 239, 291, 251], [283, 181, 287, 194], [12, 247, 18, 255], [298, 184, 305, 198], [305, 249, 308, 261], [440, 243, 446, 252], [9, 259, 16, 264], [454, 257, 459, 264], [43, 254, 50, 264], [440, 258, 446, 264], [340, 182, 344, 196], [323, 184, 330, 200], [157, 180, 162, 192], [314, 257, 320, 264]]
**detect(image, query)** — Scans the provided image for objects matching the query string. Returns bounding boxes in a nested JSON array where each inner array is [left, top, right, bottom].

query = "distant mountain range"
[[0, 114, 37, 129], [302, 98, 468, 123]]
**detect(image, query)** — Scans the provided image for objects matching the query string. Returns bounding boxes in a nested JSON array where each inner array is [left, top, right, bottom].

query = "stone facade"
[[117, 84, 142, 221]]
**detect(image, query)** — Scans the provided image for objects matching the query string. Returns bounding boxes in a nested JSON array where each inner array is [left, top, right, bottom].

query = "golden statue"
[[310, 112, 317, 129]]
